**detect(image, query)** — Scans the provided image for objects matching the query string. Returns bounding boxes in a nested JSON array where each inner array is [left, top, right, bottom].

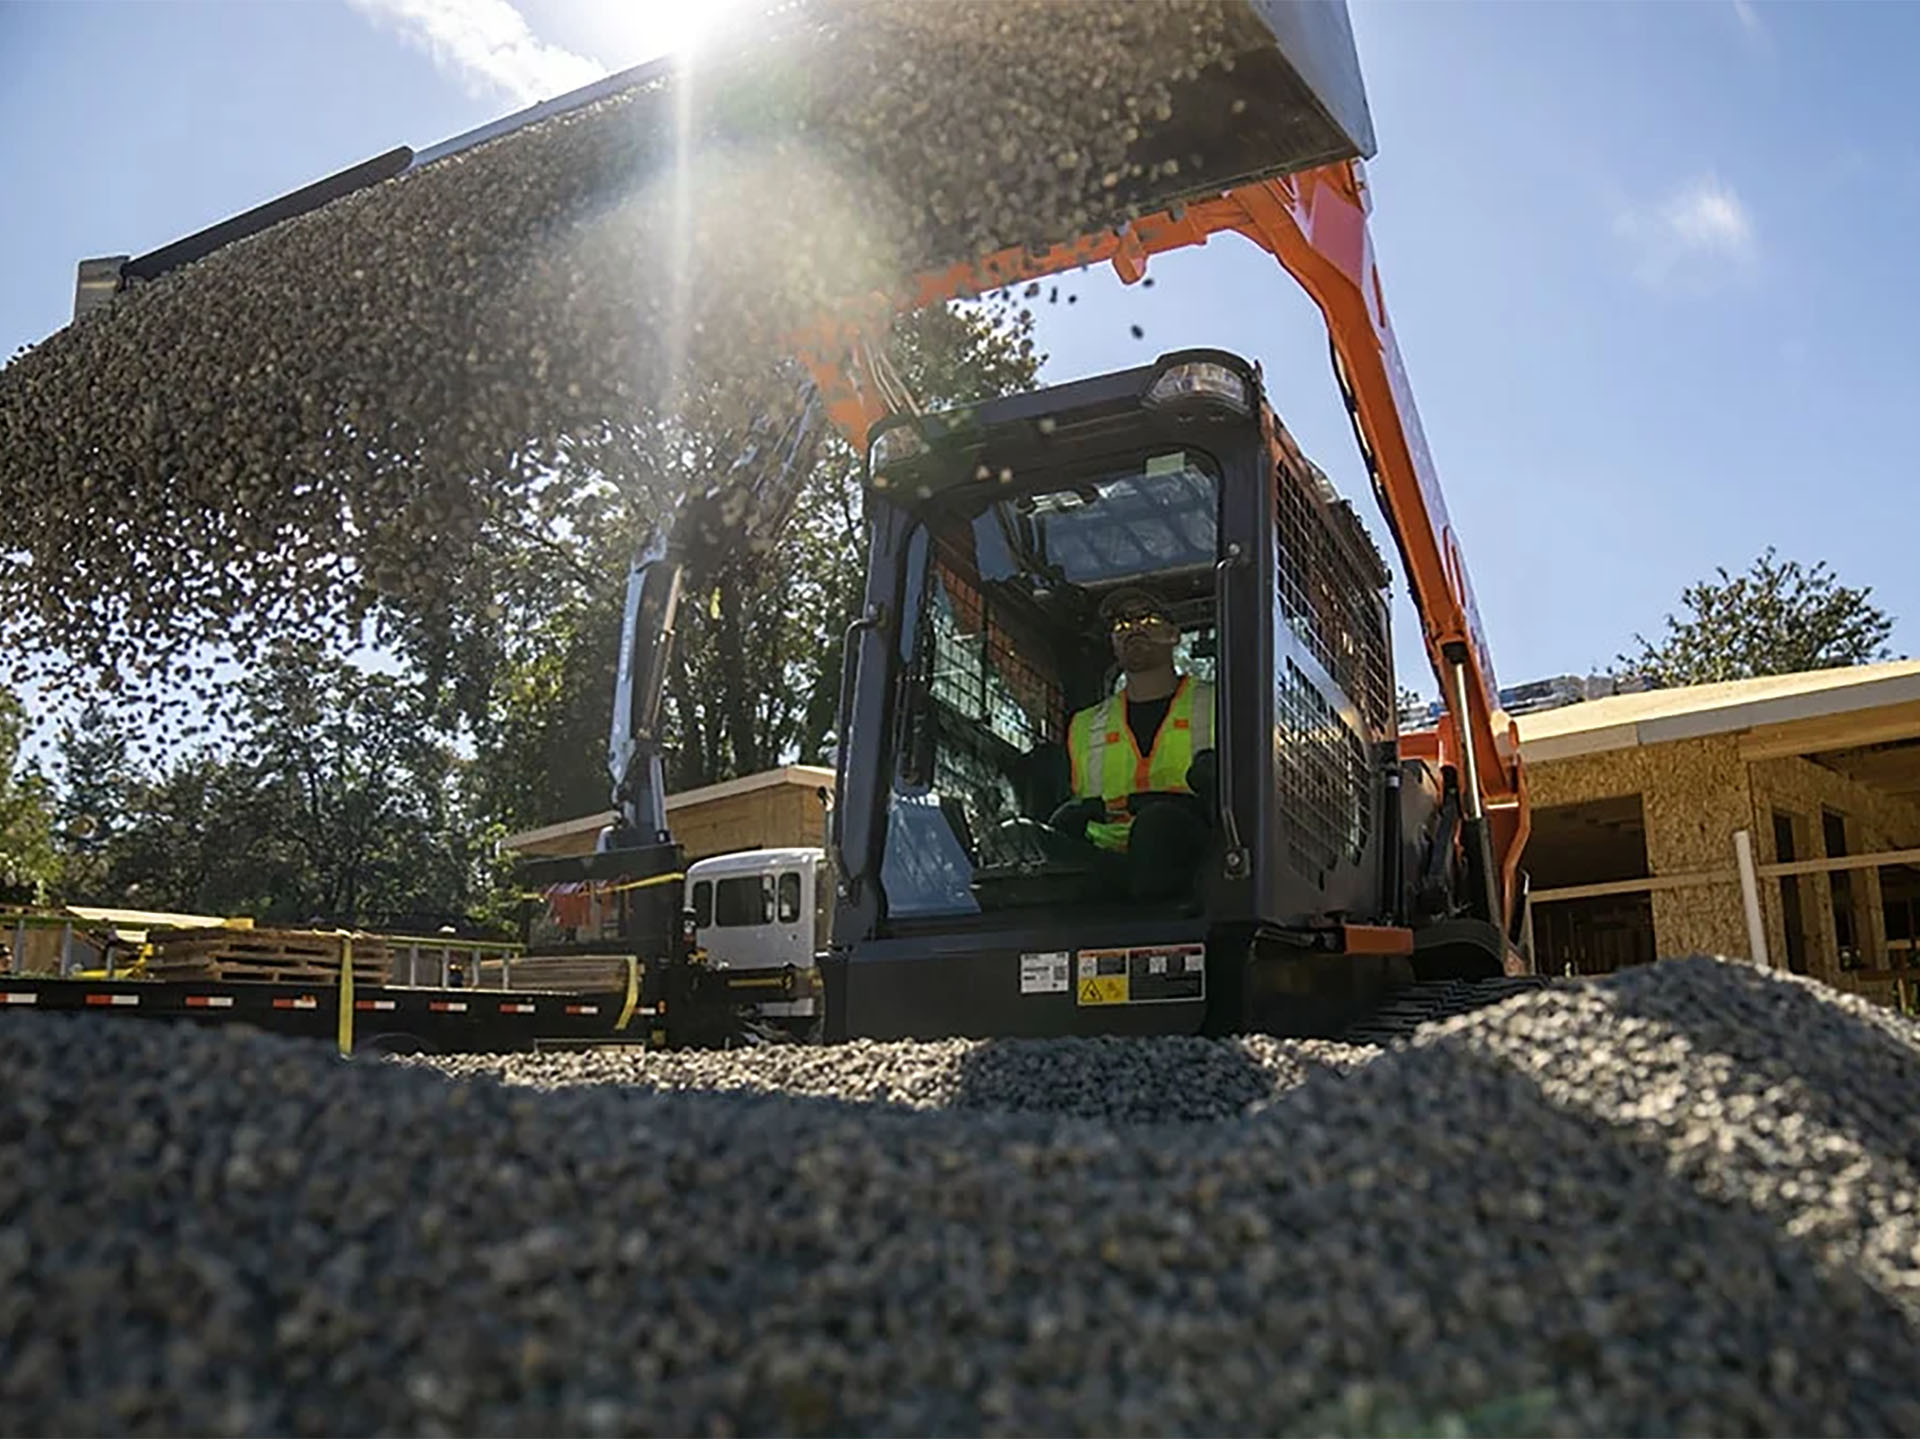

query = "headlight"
[[1145, 361, 1251, 415], [867, 423, 928, 482]]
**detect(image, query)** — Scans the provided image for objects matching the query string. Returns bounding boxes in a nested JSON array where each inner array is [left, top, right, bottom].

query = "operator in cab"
[[1048, 585, 1216, 900]]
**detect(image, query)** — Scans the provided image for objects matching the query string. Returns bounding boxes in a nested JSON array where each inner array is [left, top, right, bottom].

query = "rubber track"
[[1340, 975, 1559, 1047]]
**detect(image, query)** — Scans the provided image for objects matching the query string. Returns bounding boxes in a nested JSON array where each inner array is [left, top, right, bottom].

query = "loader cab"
[[826, 350, 1453, 1042]]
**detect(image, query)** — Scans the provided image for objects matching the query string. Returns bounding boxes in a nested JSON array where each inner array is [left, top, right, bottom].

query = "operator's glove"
[[1047, 795, 1107, 841]]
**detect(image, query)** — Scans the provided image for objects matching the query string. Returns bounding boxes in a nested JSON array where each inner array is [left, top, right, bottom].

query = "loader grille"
[[1273, 460, 1392, 736], [1275, 659, 1371, 880]]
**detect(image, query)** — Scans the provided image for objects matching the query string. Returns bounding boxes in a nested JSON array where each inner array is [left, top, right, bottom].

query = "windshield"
[[880, 450, 1221, 922]]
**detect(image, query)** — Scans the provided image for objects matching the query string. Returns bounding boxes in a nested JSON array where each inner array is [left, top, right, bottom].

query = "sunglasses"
[[1109, 613, 1170, 634]]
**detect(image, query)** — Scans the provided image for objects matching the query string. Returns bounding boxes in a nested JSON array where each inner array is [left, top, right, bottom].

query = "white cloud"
[[1614, 176, 1759, 291], [347, 0, 607, 106], [1728, 0, 1776, 60]]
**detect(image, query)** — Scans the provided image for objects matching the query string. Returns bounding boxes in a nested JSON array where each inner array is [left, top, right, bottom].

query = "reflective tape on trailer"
[[2, 991, 39, 1005], [86, 993, 140, 1007], [429, 1000, 467, 1013], [564, 1003, 600, 1016], [499, 1002, 537, 1015], [272, 996, 320, 1011], [184, 995, 235, 1009], [353, 999, 397, 1012]]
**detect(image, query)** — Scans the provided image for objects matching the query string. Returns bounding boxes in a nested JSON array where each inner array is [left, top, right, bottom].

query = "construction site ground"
[[4, 954, 1918, 1435]]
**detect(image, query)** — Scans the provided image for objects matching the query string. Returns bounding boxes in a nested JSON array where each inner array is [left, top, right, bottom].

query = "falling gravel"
[[0, 0, 1294, 734], [5, 956, 1920, 1435]]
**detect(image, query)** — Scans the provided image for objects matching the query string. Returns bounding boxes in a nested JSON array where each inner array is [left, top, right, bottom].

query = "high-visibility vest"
[[1066, 675, 1215, 853]]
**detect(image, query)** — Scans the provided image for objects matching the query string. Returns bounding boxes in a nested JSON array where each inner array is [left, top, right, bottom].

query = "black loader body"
[[822, 352, 1508, 1041]]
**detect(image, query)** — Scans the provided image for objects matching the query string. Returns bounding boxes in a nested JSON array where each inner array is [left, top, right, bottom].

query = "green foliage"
[[0, 690, 58, 903], [98, 750, 284, 918], [1620, 548, 1896, 688], [48, 702, 133, 900], [236, 648, 477, 926], [470, 303, 1043, 829], [49, 653, 508, 930]]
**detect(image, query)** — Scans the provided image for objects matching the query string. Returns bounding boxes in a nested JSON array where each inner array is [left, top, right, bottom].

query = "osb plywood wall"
[[1528, 735, 1752, 957], [1530, 734, 1920, 968], [1748, 755, 1920, 978]]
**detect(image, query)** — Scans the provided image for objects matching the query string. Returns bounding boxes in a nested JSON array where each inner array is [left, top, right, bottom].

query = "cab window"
[[691, 880, 713, 929], [715, 874, 773, 927], [777, 871, 802, 924], [881, 451, 1221, 919]]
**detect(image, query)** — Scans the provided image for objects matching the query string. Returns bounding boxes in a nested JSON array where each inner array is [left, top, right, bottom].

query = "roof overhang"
[[1517, 662, 1920, 764]]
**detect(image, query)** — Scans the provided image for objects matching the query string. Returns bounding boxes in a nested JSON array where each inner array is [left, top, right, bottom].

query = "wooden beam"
[[1738, 698, 1920, 761], [1531, 870, 1736, 905], [1756, 846, 1920, 879], [1817, 752, 1920, 790]]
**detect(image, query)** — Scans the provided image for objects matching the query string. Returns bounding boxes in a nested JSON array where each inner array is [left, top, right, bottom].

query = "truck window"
[[691, 880, 713, 929], [715, 874, 773, 927], [777, 870, 802, 924]]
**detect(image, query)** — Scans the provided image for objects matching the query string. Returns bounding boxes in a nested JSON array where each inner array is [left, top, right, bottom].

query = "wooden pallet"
[[147, 927, 390, 985]]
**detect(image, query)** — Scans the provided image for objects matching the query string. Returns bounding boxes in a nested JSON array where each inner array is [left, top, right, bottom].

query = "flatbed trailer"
[[0, 970, 658, 1055]]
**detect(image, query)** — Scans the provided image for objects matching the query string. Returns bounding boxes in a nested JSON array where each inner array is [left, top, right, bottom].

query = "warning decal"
[[1129, 944, 1206, 1004], [1020, 951, 1072, 995], [1074, 945, 1205, 1007], [1076, 950, 1131, 1007]]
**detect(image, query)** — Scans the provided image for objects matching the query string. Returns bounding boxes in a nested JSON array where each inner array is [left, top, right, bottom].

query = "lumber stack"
[[480, 954, 633, 994], [146, 927, 389, 986]]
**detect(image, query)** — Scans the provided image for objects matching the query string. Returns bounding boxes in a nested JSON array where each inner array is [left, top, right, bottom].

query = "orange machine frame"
[[799, 161, 1529, 930]]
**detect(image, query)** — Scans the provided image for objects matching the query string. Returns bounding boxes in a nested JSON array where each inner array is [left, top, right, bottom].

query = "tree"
[[49, 702, 135, 902], [661, 304, 1041, 788], [468, 303, 1042, 829], [235, 648, 486, 928], [65, 652, 504, 930], [101, 750, 286, 918], [1620, 548, 1897, 688], [0, 690, 57, 904]]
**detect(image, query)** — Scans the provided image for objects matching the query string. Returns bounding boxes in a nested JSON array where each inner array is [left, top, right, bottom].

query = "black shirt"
[[1126, 692, 1174, 753]]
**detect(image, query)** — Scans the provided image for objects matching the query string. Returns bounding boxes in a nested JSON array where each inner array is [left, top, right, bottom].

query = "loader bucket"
[[656, 0, 1379, 276], [79, 0, 1377, 305]]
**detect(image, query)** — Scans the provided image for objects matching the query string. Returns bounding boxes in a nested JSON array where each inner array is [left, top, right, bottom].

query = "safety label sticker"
[[1020, 951, 1071, 995], [1076, 950, 1131, 1006], [1075, 945, 1205, 1007]]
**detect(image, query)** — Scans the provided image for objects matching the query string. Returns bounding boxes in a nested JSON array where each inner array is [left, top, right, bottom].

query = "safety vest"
[[1066, 675, 1215, 853]]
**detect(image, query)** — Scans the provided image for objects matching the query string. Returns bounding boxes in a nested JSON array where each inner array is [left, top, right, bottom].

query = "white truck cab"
[[685, 847, 829, 1022]]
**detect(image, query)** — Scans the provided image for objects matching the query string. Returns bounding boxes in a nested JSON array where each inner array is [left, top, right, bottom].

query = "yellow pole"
[[337, 932, 355, 1057], [616, 955, 639, 1031]]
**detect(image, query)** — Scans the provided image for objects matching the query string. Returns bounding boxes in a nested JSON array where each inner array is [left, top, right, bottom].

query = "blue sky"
[[4, 0, 1917, 702]]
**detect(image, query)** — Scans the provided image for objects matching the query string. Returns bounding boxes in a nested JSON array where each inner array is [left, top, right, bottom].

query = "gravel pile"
[[0, 0, 1277, 733], [427, 1033, 1377, 1122], [5, 956, 1920, 1435]]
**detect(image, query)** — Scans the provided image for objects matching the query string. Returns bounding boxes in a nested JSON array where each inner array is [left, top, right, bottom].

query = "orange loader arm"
[[800, 161, 1529, 934]]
